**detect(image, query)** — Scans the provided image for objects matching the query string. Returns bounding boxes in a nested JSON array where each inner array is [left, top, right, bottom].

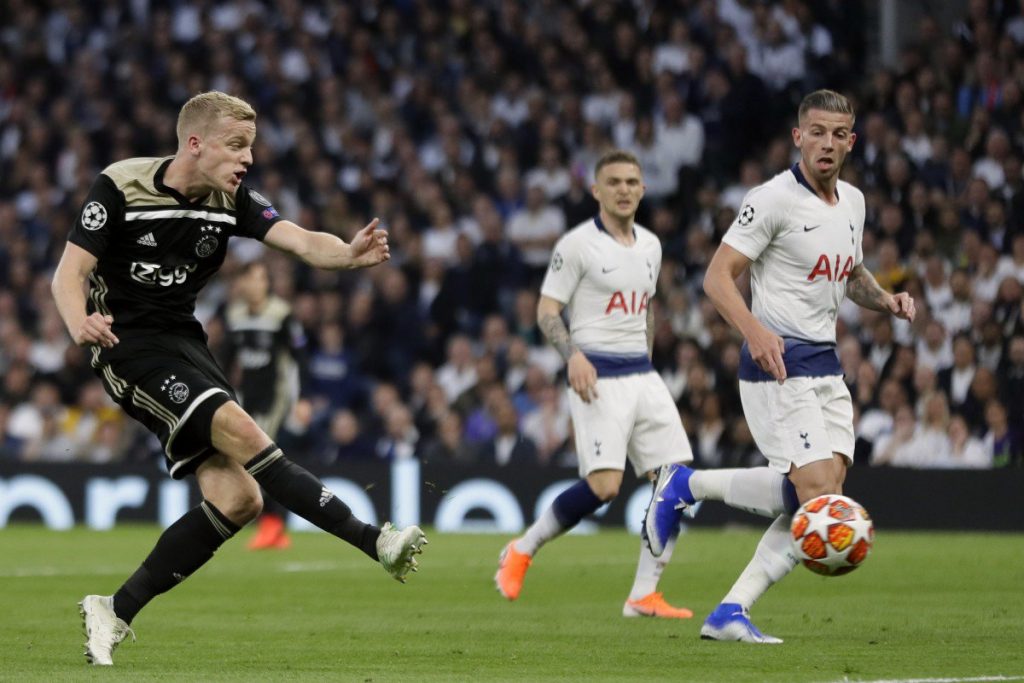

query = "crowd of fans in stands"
[[0, 0, 1021, 469]]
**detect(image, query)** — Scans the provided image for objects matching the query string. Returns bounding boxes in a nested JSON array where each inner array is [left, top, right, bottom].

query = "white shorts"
[[739, 375, 855, 475], [567, 372, 693, 478]]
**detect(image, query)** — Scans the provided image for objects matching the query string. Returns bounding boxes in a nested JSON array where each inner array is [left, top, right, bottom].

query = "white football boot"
[[79, 595, 135, 665], [376, 522, 427, 583]]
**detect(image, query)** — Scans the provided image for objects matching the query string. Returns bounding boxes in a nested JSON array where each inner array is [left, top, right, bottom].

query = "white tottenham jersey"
[[541, 217, 661, 356], [723, 165, 865, 344]]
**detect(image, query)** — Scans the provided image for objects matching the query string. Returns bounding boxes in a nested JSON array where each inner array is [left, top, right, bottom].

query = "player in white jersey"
[[645, 90, 916, 642], [495, 150, 696, 619]]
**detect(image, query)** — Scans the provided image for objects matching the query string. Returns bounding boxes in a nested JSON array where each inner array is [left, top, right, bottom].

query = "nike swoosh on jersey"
[[803, 225, 822, 232], [601, 267, 618, 273]]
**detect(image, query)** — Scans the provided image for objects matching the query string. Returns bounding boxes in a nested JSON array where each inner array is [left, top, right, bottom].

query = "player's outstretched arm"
[[537, 295, 598, 403], [846, 264, 916, 322], [51, 242, 119, 348], [704, 243, 786, 382], [264, 218, 390, 270]]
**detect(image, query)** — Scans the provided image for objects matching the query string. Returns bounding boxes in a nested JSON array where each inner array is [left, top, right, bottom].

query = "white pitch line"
[[822, 676, 1024, 683], [0, 565, 129, 578]]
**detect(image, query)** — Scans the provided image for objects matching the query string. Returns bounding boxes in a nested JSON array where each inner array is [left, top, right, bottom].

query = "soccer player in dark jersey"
[[223, 260, 308, 550], [51, 91, 427, 666]]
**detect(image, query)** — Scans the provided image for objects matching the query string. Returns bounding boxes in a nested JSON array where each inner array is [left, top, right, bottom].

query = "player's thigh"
[[98, 353, 233, 479], [817, 376, 855, 464], [210, 400, 274, 463], [739, 377, 834, 474], [195, 453, 263, 525], [629, 373, 693, 476], [567, 378, 635, 478]]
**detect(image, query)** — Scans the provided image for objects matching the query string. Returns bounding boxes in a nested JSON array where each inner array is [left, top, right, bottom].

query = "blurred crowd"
[[0, 0, 1022, 470]]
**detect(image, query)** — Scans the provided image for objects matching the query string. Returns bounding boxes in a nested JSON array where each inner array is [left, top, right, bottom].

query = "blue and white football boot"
[[642, 464, 699, 557], [699, 603, 783, 644]]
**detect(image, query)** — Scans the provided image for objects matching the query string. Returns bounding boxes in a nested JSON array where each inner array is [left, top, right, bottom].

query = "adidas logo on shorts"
[[136, 232, 157, 246]]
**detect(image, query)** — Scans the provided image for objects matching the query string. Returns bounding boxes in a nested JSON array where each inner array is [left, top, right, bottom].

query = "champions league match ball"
[[790, 494, 874, 576]]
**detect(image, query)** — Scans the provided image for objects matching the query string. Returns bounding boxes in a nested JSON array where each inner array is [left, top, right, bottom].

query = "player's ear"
[[791, 126, 802, 148], [187, 133, 202, 156], [848, 131, 857, 151]]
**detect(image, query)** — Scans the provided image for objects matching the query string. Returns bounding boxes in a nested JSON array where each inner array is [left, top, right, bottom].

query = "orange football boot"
[[495, 541, 532, 600], [247, 514, 291, 550], [622, 592, 694, 618]]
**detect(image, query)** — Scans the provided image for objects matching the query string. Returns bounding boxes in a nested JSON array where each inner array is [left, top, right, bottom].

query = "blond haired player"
[[53, 92, 426, 665]]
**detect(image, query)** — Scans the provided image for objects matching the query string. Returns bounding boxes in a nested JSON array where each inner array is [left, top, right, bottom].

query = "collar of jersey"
[[790, 162, 839, 203], [154, 157, 213, 207], [594, 213, 636, 241]]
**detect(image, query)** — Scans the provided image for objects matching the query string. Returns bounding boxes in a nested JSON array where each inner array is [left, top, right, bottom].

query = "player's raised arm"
[[51, 242, 119, 348], [263, 218, 390, 270], [704, 243, 786, 382]]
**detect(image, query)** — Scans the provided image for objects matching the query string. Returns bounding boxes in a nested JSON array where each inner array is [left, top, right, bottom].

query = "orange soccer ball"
[[790, 494, 874, 576]]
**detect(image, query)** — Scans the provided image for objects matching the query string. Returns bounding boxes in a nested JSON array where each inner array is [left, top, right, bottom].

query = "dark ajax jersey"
[[69, 157, 283, 356], [223, 296, 307, 415]]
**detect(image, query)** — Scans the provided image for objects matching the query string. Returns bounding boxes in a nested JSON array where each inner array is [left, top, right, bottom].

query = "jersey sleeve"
[[68, 174, 123, 258], [721, 185, 788, 262], [540, 233, 583, 304], [234, 186, 285, 240], [853, 188, 866, 267]]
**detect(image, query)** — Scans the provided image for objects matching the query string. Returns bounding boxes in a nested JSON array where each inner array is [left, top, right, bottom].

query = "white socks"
[[722, 515, 798, 609], [628, 533, 677, 600], [513, 506, 563, 556], [689, 467, 789, 518]]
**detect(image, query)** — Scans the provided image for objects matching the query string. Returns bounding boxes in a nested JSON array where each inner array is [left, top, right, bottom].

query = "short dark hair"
[[594, 149, 642, 177], [798, 89, 855, 125]]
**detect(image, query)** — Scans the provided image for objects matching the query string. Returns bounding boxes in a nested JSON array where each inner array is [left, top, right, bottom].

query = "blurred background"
[[0, 0, 1021, 488]]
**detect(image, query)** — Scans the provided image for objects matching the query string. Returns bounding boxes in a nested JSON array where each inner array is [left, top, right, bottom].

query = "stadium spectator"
[[0, 0, 1018, 476]]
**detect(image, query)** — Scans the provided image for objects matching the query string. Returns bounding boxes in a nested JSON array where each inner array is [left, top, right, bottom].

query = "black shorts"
[[91, 334, 236, 479]]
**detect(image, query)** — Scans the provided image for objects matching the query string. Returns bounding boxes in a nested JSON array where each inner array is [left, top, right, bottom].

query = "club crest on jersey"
[[160, 375, 190, 404], [81, 202, 108, 230], [196, 224, 222, 258], [807, 254, 854, 282], [738, 204, 755, 226]]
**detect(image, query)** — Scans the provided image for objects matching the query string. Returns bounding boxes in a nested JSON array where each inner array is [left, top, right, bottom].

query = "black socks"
[[113, 501, 239, 624], [245, 445, 380, 561]]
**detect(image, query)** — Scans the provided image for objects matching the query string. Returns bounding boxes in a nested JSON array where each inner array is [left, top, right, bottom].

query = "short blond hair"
[[798, 89, 855, 125], [594, 149, 642, 177], [176, 91, 256, 146]]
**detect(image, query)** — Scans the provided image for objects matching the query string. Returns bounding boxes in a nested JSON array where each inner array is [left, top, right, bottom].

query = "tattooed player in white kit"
[[495, 150, 698, 619], [645, 90, 916, 642]]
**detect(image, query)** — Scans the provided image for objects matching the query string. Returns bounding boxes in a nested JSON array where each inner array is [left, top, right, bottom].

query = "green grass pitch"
[[0, 525, 1022, 682]]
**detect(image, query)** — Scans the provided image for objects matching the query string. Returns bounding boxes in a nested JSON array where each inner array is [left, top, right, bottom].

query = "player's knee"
[[225, 487, 263, 525], [588, 481, 620, 501], [790, 459, 844, 502]]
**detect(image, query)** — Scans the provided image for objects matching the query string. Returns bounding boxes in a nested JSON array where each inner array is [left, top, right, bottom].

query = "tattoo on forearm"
[[646, 306, 655, 357], [845, 265, 890, 312], [539, 312, 576, 361]]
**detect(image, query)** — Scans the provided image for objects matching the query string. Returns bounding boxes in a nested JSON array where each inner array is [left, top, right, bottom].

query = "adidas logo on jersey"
[[136, 232, 158, 246]]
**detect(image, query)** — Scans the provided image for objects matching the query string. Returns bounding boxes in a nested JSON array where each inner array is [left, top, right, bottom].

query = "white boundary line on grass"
[[822, 676, 1024, 683], [0, 561, 353, 578]]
